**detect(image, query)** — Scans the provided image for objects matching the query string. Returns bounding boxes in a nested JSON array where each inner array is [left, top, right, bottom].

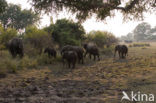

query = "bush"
[[132, 43, 150, 47], [37, 54, 54, 65], [19, 56, 38, 69], [86, 31, 118, 48], [37, 53, 62, 65], [51, 19, 85, 47], [101, 45, 114, 55], [24, 26, 53, 54], [0, 58, 18, 73], [0, 27, 17, 46]]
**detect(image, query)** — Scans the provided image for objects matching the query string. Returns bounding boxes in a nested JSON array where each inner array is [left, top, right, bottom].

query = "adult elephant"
[[7, 38, 24, 58], [62, 50, 77, 69], [83, 43, 100, 61], [61, 45, 84, 64], [114, 45, 128, 59]]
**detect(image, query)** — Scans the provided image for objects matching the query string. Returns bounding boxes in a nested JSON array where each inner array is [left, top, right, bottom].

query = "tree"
[[24, 26, 53, 54], [0, 0, 7, 14], [121, 33, 133, 41], [133, 22, 151, 41], [51, 19, 85, 46], [0, 4, 40, 30], [87, 31, 118, 48], [30, 0, 156, 21]]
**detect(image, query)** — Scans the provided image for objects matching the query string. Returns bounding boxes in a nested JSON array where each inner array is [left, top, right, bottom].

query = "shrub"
[[0, 58, 18, 73], [24, 26, 53, 54], [86, 31, 118, 48], [37, 54, 54, 65], [0, 27, 17, 46], [51, 19, 85, 47], [132, 43, 150, 47], [19, 56, 38, 69], [101, 45, 114, 55]]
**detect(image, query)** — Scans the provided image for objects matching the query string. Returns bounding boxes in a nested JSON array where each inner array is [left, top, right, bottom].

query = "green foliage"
[[19, 56, 38, 69], [44, 24, 54, 34], [86, 31, 118, 48], [24, 26, 53, 54], [30, 0, 156, 21], [0, 4, 40, 30], [37, 54, 54, 65], [101, 45, 114, 55], [0, 27, 17, 46], [0, 58, 17, 73], [52, 19, 85, 46], [0, 0, 7, 14]]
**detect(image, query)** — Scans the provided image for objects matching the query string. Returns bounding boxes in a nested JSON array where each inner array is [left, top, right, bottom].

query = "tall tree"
[[0, 4, 40, 30], [0, 0, 7, 14], [52, 19, 85, 46], [133, 22, 151, 41], [30, 0, 156, 21]]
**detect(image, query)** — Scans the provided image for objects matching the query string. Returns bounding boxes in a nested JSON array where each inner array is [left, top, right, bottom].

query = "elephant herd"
[[6, 38, 128, 68]]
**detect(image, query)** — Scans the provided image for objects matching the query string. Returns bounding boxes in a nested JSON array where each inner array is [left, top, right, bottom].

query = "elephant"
[[7, 38, 24, 58], [83, 43, 100, 61], [114, 45, 128, 59], [62, 50, 77, 68], [61, 45, 84, 64], [44, 47, 57, 58]]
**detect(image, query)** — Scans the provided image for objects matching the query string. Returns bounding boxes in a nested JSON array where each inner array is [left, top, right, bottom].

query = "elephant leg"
[[89, 54, 92, 59], [84, 52, 88, 58], [94, 55, 96, 61], [81, 57, 84, 64], [62, 59, 65, 67], [12, 51, 16, 58], [119, 52, 121, 58], [78, 57, 80, 64], [98, 54, 100, 61], [72, 61, 75, 69], [122, 53, 124, 58], [68, 62, 71, 68]]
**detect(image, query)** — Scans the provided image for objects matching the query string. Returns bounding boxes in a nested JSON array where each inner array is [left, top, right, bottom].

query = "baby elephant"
[[62, 50, 77, 69], [44, 47, 57, 58]]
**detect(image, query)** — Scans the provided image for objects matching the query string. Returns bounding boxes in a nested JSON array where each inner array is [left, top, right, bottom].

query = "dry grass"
[[0, 42, 156, 102]]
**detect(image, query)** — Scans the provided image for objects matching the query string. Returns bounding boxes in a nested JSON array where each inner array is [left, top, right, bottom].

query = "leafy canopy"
[[30, 0, 156, 21], [87, 30, 118, 47], [0, 4, 40, 30], [0, 0, 7, 14], [51, 19, 85, 46]]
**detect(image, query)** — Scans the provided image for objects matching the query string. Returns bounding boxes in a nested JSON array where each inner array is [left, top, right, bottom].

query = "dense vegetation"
[[0, 2, 118, 75], [30, 0, 156, 21], [0, 0, 7, 14], [0, 4, 40, 30]]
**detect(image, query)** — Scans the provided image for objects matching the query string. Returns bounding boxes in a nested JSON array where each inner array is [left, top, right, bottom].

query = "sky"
[[6, 0, 156, 37]]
